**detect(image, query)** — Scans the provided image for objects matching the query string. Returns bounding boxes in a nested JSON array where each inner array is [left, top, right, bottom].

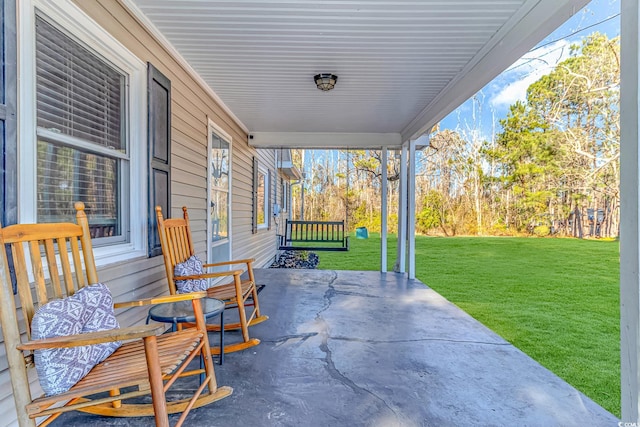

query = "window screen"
[[35, 15, 124, 150], [35, 14, 127, 239]]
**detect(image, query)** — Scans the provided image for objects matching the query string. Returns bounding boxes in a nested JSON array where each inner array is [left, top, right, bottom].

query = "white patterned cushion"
[[174, 255, 209, 293], [31, 283, 121, 396]]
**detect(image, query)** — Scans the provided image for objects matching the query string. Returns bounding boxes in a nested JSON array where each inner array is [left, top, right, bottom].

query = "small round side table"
[[147, 297, 226, 365]]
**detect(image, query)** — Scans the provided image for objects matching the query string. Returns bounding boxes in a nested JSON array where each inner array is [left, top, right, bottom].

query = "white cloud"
[[490, 74, 540, 108], [490, 40, 572, 108]]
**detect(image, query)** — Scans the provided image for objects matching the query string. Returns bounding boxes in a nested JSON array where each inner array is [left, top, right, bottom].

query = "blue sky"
[[438, 0, 620, 138]]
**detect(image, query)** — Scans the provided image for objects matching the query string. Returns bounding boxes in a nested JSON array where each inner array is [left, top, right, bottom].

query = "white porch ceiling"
[[127, 0, 589, 148]]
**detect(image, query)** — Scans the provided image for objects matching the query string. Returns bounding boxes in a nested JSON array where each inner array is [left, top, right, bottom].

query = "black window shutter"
[[252, 157, 258, 234], [147, 63, 171, 257]]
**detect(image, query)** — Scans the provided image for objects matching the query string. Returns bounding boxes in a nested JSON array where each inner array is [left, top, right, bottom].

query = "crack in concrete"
[[331, 335, 511, 346], [263, 332, 318, 345], [317, 270, 338, 316], [333, 290, 384, 299], [315, 270, 399, 419], [318, 337, 398, 416]]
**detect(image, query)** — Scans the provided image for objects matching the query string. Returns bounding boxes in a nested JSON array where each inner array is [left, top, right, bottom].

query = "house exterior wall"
[[231, 146, 281, 267], [0, 1, 279, 424]]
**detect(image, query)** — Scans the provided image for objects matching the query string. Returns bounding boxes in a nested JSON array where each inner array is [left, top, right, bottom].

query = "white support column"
[[620, 0, 640, 421], [408, 139, 417, 280], [381, 147, 388, 273], [397, 144, 408, 273]]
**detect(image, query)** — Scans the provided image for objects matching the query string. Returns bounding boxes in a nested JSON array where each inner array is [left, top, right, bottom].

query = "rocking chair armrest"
[[173, 270, 244, 282], [202, 258, 255, 268], [17, 324, 165, 351], [113, 291, 207, 309]]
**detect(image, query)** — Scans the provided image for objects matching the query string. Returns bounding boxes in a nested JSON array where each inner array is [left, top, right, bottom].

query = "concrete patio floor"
[[53, 269, 618, 426]]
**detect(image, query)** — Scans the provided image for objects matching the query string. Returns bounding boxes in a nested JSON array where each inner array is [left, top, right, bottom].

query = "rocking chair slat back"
[[6, 225, 86, 339], [159, 213, 196, 295]]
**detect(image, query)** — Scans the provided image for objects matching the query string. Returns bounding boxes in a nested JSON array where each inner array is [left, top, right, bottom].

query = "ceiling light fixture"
[[314, 73, 338, 91]]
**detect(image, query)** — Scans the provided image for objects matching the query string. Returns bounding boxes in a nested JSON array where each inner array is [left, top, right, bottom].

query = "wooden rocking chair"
[[0, 202, 232, 427], [155, 206, 267, 355]]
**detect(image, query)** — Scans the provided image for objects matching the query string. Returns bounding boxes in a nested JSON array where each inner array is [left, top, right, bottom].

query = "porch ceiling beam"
[[400, 0, 590, 142], [248, 132, 402, 149]]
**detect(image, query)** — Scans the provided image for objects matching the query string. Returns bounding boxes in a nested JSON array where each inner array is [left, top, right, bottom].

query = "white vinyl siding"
[[232, 147, 278, 267]]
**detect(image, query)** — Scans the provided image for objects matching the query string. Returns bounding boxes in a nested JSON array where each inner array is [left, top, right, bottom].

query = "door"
[[207, 120, 232, 266]]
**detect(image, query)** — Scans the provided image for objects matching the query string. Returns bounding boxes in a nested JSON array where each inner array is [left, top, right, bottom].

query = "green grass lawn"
[[318, 234, 621, 416]]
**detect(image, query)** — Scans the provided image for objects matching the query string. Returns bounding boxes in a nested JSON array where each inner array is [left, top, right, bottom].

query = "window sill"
[[93, 244, 147, 268]]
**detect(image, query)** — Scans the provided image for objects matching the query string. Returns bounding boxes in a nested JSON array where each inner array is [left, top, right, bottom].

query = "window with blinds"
[[34, 14, 128, 241]]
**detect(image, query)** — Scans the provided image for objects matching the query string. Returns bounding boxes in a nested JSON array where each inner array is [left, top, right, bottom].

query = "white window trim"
[[19, 0, 148, 266], [207, 119, 233, 260], [257, 166, 269, 230]]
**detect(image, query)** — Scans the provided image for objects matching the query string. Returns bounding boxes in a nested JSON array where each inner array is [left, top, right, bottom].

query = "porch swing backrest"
[[279, 220, 349, 251]]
